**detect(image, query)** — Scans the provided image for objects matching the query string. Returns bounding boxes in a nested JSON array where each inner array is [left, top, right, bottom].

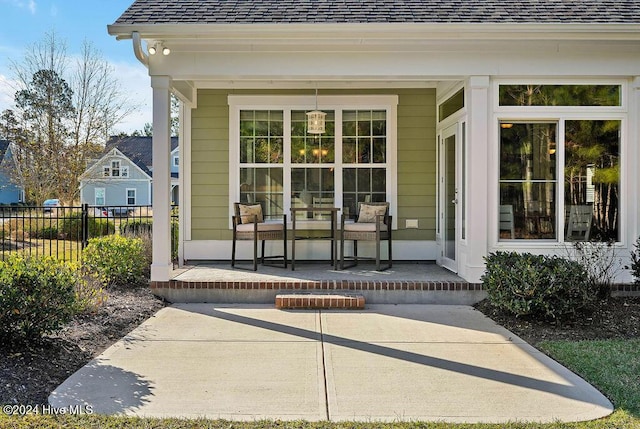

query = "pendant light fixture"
[[306, 88, 326, 134]]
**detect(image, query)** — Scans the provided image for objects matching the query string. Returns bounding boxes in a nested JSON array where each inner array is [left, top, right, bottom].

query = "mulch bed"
[[474, 296, 640, 346], [0, 287, 638, 406], [0, 287, 167, 406]]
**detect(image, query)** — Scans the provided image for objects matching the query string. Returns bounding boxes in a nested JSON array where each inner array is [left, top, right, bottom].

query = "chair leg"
[[388, 236, 393, 269], [231, 232, 237, 267], [283, 230, 288, 268], [340, 234, 345, 269], [376, 239, 381, 271], [353, 241, 358, 266], [261, 240, 266, 265], [253, 235, 258, 271]]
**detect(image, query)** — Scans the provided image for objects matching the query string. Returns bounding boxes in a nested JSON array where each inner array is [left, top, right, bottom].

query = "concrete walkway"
[[49, 304, 613, 423]]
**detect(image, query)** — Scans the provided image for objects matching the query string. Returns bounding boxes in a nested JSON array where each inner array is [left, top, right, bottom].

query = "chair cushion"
[[357, 204, 387, 223], [238, 204, 263, 224], [344, 222, 377, 232], [236, 222, 284, 232]]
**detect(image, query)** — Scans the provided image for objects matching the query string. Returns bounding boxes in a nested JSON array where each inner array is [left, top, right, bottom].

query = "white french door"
[[439, 123, 460, 272]]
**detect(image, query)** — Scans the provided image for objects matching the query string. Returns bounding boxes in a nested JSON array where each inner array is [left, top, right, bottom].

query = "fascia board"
[[109, 22, 640, 42]]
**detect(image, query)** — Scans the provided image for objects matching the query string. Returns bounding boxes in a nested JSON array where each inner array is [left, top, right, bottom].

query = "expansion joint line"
[[318, 310, 330, 421]]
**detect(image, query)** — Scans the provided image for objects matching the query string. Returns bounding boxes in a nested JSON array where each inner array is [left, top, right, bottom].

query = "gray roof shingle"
[[113, 0, 640, 25], [105, 136, 178, 177]]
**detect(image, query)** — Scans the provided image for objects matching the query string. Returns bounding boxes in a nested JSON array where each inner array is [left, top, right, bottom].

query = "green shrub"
[[481, 251, 599, 321], [0, 255, 79, 344], [60, 213, 115, 240], [82, 235, 149, 287], [628, 237, 640, 285]]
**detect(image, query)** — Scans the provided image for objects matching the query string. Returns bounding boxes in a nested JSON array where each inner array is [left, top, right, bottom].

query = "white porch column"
[[463, 76, 490, 283], [150, 76, 172, 282]]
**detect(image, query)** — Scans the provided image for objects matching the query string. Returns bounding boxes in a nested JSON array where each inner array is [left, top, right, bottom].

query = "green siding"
[[190, 88, 437, 242]]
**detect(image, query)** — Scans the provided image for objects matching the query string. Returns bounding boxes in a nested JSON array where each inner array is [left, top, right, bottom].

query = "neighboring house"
[[0, 140, 25, 205], [108, 1, 640, 284], [79, 136, 179, 208]]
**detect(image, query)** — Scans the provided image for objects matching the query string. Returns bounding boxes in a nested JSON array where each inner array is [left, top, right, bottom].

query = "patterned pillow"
[[357, 204, 387, 223], [239, 204, 263, 224]]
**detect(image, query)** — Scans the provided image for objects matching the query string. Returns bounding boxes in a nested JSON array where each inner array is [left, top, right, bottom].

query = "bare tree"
[[3, 30, 138, 204]]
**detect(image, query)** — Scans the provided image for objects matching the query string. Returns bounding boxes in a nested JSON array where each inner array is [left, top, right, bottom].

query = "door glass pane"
[[564, 120, 620, 241], [444, 134, 456, 261]]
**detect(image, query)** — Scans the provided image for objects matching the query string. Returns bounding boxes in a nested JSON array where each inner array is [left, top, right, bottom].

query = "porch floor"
[[158, 262, 484, 305], [172, 261, 463, 283]]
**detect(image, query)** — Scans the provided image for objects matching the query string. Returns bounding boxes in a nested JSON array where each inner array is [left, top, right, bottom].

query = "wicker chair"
[[340, 201, 392, 271], [231, 202, 287, 271]]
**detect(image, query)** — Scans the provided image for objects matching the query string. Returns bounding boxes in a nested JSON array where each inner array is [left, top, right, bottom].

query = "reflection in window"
[[564, 120, 620, 241], [499, 122, 557, 239], [291, 111, 335, 164], [342, 110, 387, 219], [239, 167, 283, 217], [240, 110, 283, 164], [439, 88, 464, 121], [499, 85, 621, 107]]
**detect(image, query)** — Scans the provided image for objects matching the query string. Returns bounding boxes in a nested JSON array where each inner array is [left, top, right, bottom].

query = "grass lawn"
[[1, 340, 638, 428]]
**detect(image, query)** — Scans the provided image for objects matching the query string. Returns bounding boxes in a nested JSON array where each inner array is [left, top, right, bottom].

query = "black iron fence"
[[0, 204, 178, 262]]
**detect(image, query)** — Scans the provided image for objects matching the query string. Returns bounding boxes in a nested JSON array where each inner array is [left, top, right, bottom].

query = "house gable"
[[80, 148, 151, 182]]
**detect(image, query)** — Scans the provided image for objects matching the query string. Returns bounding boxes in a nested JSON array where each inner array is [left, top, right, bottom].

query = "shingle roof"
[[105, 136, 179, 177], [114, 0, 640, 24]]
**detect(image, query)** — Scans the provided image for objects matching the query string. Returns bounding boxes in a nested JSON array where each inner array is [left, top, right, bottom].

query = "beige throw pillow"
[[357, 204, 387, 223], [239, 204, 263, 224]]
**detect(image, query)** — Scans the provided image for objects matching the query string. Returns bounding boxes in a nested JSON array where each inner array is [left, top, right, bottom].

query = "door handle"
[[451, 199, 458, 204]]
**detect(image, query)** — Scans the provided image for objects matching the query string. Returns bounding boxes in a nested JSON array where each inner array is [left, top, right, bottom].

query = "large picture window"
[[231, 95, 397, 225], [497, 83, 623, 242]]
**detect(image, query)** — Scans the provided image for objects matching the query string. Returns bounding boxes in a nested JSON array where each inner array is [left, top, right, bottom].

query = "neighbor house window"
[[230, 95, 397, 224], [497, 82, 623, 242], [121, 166, 129, 178], [111, 160, 120, 177], [126, 188, 136, 205], [95, 188, 105, 206], [173, 156, 179, 166], [103, 166, 110, 177]]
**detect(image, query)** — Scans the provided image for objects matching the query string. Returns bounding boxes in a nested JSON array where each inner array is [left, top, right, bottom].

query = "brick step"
[[275, 293, 365, 310]]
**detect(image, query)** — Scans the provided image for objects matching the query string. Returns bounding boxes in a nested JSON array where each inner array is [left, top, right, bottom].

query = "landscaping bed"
[[0, 287, 166, 406]]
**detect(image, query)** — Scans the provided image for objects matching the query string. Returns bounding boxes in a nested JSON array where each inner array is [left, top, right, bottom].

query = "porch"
[[152, 261, 486, 305]]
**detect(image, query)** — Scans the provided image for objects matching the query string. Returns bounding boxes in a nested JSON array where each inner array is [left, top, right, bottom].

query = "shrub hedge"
[[60, 213, 115, 240], [0, 255, 79, 343], [481, 251, 599, 321], [82, 235, 149, 288]]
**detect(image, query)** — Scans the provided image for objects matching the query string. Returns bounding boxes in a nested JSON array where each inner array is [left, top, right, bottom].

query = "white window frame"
[[491, 79, 628, 248], [121, 166, 129, 178], [126, 188, 136, 205], [95, 188, 105, 206], [173, 155, 179, 167], [228, 95, 398, 229], [103, 166, 110, 177]]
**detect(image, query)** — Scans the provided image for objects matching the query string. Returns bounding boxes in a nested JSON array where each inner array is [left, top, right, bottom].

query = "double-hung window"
[[230, 95, 397, 225], [497, 83, 623, 242]]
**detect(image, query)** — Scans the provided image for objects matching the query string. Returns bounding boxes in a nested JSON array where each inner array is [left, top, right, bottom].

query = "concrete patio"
[[49, 304, 613, 423]]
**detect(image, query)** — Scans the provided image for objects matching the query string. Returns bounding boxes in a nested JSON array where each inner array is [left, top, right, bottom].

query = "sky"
[[0, 0, 151, 134]]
